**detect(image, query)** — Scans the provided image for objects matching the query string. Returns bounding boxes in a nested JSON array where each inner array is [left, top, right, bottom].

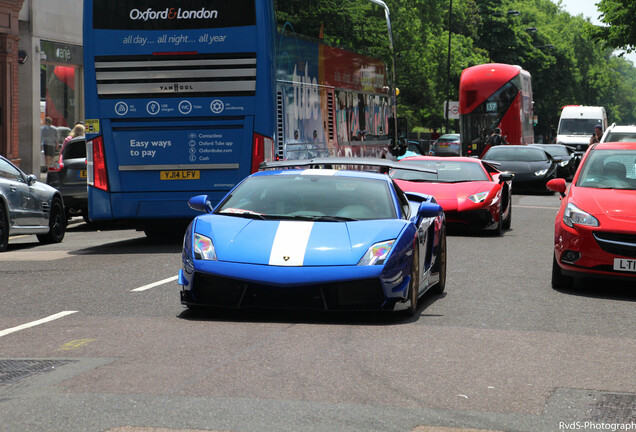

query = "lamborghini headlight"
[[559, 160, 569, 167], [534, 168, 548, 176], [468, 191, 489, 203], [358, 240, 395, 266], [193, 233, 217, 260], [563, 203, 599, 228]]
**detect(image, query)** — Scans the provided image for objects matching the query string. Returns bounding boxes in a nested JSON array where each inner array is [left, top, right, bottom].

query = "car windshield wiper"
[[218, 209, 267, 220], [278, 215, 359, 222], [396, 178, 437, 183]]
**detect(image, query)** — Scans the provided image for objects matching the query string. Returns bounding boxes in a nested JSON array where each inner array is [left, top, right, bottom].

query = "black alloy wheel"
[[503, 202, 512, 230], [0, 204, 8, 252], [430, 229, 447, 294], [37, 197, 66, 244], [407, 247, 420, 315]]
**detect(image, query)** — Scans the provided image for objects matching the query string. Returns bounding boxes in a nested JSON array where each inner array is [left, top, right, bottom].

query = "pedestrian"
[[485, 127, 507, 147], [41, 117, 58, 169], [61, 122, 86, 153], [590, 124, 603, 145]]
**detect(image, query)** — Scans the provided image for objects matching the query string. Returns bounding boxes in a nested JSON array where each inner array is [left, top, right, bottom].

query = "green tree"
[[595, 0, 636, 53]]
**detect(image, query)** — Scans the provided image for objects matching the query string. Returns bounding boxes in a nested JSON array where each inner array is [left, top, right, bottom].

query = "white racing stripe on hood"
[[269, 221, 314, 266]]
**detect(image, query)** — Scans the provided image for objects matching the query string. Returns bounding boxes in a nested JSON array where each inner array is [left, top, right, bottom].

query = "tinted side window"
[[63, 140, 87, 160]]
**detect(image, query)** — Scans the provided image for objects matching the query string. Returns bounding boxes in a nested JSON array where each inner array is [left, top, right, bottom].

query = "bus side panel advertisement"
[[277, 36, 325, 159]]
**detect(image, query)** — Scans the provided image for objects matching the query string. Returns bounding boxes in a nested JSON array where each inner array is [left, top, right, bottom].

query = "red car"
[[547, 141, 636, 289], [391, 156, 513, 235]]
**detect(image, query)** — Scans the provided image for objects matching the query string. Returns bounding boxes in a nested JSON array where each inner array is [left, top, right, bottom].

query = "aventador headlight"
[[534, 168, 548, 176], [193, 233, 217, 260], [559, 160, 569, 167], [468, 191, 489, 203], [563, 203, 599, 228], [358, 240, 395, 266]]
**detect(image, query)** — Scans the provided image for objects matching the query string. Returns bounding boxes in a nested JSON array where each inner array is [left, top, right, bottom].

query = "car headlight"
[[358, 240, 395, 266], [194, 233, 217, 260], [534, 168, 548, 176], [559, 160, 569, 167], [468, 191, 489, 203], [563, 203, 599, 228]]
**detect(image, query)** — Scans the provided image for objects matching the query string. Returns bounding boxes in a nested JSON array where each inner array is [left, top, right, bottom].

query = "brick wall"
[[0, 0, 25, 165]]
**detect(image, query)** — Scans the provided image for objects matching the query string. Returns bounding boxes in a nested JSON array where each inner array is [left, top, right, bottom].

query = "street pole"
[[445, 0, 452, 133], [368, 0, 399, 152]]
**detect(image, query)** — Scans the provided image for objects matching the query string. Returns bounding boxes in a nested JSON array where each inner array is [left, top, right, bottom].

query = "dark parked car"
[[0, 155, 66, 251], [481, 145, 559, 193], [530, 143, 583, 180], [46, 136, 88, 220]]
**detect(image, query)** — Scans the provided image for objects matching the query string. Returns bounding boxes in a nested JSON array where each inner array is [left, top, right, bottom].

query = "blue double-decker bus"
[[83, 0, 400, 234]]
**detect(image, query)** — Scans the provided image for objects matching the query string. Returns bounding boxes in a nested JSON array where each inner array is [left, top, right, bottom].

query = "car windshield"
[[604, 132, 636, 143], [538, 146, 569, 156], [576, 149, 636, 190], [391, 160, 489, 182], [484, 147, 548, 162], [216, 173, 396, 221]]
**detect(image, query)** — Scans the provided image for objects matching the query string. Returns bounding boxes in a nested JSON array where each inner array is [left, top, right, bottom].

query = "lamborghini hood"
[[194, 215, 408, 266]]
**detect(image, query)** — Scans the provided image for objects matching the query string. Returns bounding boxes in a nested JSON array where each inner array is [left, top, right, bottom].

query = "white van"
[[556, 106, 607, 150]]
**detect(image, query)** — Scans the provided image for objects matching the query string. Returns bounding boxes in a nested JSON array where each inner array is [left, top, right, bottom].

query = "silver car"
[[0, 155, 66, 251]]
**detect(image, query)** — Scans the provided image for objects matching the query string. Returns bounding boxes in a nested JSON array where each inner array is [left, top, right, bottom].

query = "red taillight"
[[252, 133, 275, 173], [48, 153, 64, 172], [91, 136, 108, 191]]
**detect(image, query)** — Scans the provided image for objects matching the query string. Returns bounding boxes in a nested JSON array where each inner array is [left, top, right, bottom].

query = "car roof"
[[400, 155, 480, 163], [251, 168, 393, 183], [604, 125, 636, 132], [591, 141, 636, 150]]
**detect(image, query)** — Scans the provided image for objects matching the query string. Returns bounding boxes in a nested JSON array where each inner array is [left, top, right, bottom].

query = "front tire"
[[551, 254, 574, 290], [502, 202, 512, 230], [37, 197, 66, 244], [0, 203, 8, 252], [407, 247, 420, 315], [430, 230, 447, 294]]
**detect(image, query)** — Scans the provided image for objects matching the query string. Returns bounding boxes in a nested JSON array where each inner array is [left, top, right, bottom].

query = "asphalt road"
[[0, 192, 634, 432]]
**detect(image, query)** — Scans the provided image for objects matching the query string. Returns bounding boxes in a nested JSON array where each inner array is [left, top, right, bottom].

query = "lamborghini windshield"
[[391, 160, 489, 182], [216, 173, 397, 220]]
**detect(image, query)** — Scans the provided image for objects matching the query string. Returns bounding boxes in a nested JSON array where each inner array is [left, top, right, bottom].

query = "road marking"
[[131, 275, 178, 292], [0, 311, 78, 338], [515, 205, 560, 210], [59, 338, 97, 351]]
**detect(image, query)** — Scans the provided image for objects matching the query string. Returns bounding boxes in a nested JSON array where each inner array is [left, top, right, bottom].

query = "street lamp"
[[445, 0, 453, 132], [368, 0, 400, 151]]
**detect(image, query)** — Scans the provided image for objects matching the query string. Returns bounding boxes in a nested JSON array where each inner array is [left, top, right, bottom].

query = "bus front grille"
[[95, 53, 256, 99]]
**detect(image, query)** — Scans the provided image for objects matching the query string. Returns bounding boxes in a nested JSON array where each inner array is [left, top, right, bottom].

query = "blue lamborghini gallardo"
[[178, 158, 447, 314]]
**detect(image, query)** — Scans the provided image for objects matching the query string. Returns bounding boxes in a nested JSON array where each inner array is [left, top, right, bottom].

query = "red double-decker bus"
[[459, 63, 534, 157]]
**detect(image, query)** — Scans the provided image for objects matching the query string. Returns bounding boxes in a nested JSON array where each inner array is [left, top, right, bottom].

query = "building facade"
[[12, 0, 83, 174], [0, 0, 24, 165]]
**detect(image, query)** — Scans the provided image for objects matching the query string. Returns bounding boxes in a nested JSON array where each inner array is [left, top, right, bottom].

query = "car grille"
[[188, 272, 386, 311], [594, 232, 636, 258]]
